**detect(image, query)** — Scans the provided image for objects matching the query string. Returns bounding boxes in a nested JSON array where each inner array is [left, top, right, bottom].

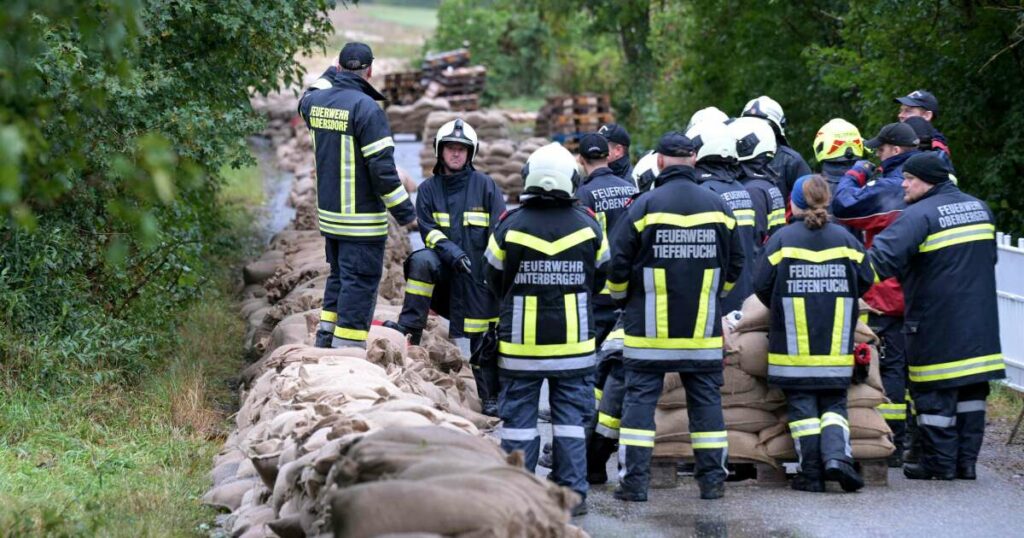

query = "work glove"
[[845, 160, 876, 187], [851, 342, 872, 385], [455, 255, 472, 275]]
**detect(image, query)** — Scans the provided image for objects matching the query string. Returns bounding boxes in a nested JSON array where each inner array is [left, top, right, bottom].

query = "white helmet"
[[728, 116, 777, 162], [632, 150, 660, 192], [741, 96, 787, 136], [686, 121, 737, 163], [433, 118, 479, 163], [522, 142, 579, 196], [686, 106, 729, 132]]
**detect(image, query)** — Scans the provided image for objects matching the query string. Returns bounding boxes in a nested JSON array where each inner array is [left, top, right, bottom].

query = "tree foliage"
[[0, 1, 337, 387]]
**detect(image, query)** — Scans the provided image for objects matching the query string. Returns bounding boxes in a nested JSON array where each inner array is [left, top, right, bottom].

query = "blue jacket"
[[576, 167, 638, 308], [869, 181, 1004, 390]]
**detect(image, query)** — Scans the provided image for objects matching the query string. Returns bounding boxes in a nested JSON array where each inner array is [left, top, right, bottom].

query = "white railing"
[[996, 232, 1024, 392]]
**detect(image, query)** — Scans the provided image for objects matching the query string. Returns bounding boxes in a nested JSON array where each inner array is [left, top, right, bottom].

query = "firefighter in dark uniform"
[[573, 133, 638, 483], [741, 96, 813, 202], [754, 174, 874, 493], [299, 42, 415, 349], [869, 152, 1005, 481], [608, 132, 744, 502], [730, 117, 787, 260], [383, 119, 505, 415], [687, 119, 757, 313], [599, 123, 634, 181], [485, 142, 609, 516]]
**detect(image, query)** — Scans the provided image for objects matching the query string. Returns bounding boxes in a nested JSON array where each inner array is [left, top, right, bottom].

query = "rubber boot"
[[790, 473, 825, 492], [382, 320, 422, 345], [956, 464, 977, 480], [698, 480, 725, 500], [586, 436, 617, 484], [824, 459, 864, 492], [903, 463, 955, 481], [314, 329, 334, 348], [612, 487, 647, 502]]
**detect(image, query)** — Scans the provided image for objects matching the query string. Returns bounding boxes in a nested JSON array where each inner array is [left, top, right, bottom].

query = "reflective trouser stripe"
[[333, 327, 369, 341], [691, 431, 728, 449], [789, 418, 821, 438], [908, 354, 1004, 383], [405, 278, 434, 297], [820, 412, 849, 431], [693, 268, 720, 339], [830, 297, 853, 356], [319, 321, 335, 332], [501, 427, 539, 441], [620, 428, 655, 448], [565, 293, 578, 344], [524, 296, 537, 346], [877, 403, 908, 420], [917, 414, 957, 428], [320, 311, 338, 323], [957, 400, 986, 413], [553, 425, 586, 439], [596, 424, 620, 439], [598, 412, 621, 431]]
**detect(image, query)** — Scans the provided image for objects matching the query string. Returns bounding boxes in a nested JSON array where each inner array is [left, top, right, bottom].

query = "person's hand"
[[455, 255, 472, 274], [845, 160, 876, 186]]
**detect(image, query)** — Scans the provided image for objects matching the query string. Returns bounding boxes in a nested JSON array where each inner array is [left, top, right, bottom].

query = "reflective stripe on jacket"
[[869, 181, 1004, 390]]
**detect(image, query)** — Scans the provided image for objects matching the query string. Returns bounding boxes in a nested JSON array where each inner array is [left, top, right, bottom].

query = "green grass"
[[360, 3, 437, 29], [495, 95, 545, 113], [220, 162, 264, 207], [989, 381, 1024, 420], [0, 163, 262, 536]]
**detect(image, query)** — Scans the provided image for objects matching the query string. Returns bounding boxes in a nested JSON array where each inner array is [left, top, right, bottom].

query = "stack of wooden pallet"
[[383, 71, 425, 106], [381, 48, 484, 112], [534, 94, 615, 138], [421, 48, 472, 80]]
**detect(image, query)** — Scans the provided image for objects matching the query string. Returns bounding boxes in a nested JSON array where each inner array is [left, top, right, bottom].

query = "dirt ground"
[[979, 414, 1024, 489]]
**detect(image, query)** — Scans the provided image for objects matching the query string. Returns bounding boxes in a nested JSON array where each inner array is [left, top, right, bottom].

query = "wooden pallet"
[[650, 457, 890, 488]]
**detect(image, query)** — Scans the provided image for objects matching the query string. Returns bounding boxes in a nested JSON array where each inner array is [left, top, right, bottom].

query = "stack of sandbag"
[[420, 135, 548, 200], [386, 96, 451, 136], [419, 110, 512, 176]]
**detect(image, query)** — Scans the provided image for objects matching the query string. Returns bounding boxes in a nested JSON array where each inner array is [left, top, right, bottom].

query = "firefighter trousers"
[[321, 238, 384, 348], [910, 382, 989, 474], [499, 375, 593, 499], [784, 389, 853, 479], [619, 368, 727, 495], [870, 314, 908, 451]]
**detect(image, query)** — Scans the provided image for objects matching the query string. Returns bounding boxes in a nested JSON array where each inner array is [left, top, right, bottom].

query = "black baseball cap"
[[895, 89, 939, 113], [865, 122, 919, 149], [655, 132, 695, 157], [578, 133, 609, 159], [339, 42, 374, 70], [598, 123, 631, 147], [903, 152, 953, 184]]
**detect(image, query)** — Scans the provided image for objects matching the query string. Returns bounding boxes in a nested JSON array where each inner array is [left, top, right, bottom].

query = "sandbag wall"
[[653, 296, 895, 467], [205, 94, 586, 538]]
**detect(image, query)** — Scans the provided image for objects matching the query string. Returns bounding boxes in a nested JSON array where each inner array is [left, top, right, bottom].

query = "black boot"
[[887, 450, 904, 468], [613, 487, 647, 502], [538, 441, 554, 468], [571, 499, 588, 516], [586, 436, 617, 484], [956, 464, 977, 480], [699, 480, 725, 500], [382, 320, 422, 345], [790, 473, 825, 492], [825, 460, 864, 492], [904, 426, 923, 464], [314, 329, 334, 348], [903, 463, 955, 481]]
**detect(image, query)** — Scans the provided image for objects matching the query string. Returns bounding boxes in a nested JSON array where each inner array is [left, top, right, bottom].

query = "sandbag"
[[721, 365, 758, 395], [851, 435, 895, 459], [657, 386, 686, 409], [764, 430, 796, 460], [731, 331, 769, 378], [848, 383, 888, 408], [849, 407, 892, 439], [655, 407, 776, 439], [652, 431, 775, 466], [734, 295, 770, 333], [855, 320, 879, 344], [866, 346, 883, 392], [202, 479, 259, 512]]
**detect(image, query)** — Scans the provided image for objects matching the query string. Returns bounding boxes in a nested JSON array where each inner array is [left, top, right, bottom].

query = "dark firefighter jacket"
[[869, 181, 1004, 390], [298, 68, 415, 241], [607, 165, 744, 373], [696, 161, 758, 313], [417, 168, 505, 336], [738, 160, 787, 259], [770, 143, 813, 202], [831, 150, 919, 316], [609, 154, 634, 183], [754, 218, 874, 390], [485, 195, 609, 379], [576, 166, 639, 307]]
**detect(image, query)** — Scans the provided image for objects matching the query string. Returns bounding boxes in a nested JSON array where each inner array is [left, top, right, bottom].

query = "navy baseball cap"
[[895, 90, 939, 113], [339, 42, 374, 70], [598, 123, 631, 147], [655, 132, 695, 157], [578, 133, 609, 159]]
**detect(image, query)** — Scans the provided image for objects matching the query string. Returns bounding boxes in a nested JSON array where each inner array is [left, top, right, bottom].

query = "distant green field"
[[361, 3, 437, 30]]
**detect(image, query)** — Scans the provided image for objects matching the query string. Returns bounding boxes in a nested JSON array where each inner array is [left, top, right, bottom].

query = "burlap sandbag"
[[721, 365, 758, 395], [848, 383, 888, 408], [734, 295, 770, 333], [655, 407, 777, 440], [867, 346, 883, 392], [855, 320, 879, 344], [764, 430, 797, 460], [652, 431, 775, 466], [721, 382, 767, 408], [731, 331, 769, 378], [657, 386, 687, 409], [849, 407, 892, 439], [851, 435, 896, 459]]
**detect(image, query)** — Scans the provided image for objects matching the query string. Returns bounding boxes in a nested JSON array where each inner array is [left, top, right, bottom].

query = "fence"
[[996, 232, 1024, 391]]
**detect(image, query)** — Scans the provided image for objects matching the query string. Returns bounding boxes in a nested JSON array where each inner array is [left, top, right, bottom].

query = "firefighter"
[[812, 118, 865, 194], [598, 123, 634, 181], [631, 150, 659, 193], [831, 122, 921, 465], [485, 142, 609, 516], [729, 116, 787, 260], [608, 132, 744, 502], [687, 119, 757, 313], [754, 174, 874, 493], [686, 106, 729, 131], [383, 119, 505, 416], [895, 89, 951, 157], [741, 96, 812, 201], [869, 152, 1004, 481], [299, 42, 415, 349]]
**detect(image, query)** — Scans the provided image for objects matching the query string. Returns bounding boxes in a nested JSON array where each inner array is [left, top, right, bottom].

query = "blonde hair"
[[801, 174, 831, 230]]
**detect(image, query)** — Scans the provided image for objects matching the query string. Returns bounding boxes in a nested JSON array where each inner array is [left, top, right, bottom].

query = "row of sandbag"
[[418, 136, 549, 199], [651, 295, 894, 467]]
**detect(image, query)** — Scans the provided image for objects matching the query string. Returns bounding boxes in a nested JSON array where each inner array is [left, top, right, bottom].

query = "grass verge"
[[989, 381, 1024, 420], [0, 162, 262, 536]]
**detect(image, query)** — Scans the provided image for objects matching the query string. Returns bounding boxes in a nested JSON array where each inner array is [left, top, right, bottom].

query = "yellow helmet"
[[813, 118, 864, 162]]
